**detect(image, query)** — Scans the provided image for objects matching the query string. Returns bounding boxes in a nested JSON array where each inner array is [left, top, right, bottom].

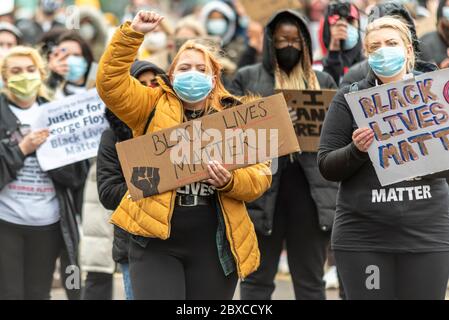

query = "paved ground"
[[51, 272, 449, 300], [50, 273, 344, 300]]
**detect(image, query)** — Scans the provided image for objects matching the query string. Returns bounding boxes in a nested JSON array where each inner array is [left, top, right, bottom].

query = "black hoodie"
[[97, 60, 165, 263], [321, 4, 364, 85], [420, 0, 449, 67], [230, 10, 338, 235]]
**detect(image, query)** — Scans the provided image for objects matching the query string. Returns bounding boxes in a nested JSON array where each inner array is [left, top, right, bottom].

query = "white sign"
[[36, 88, 108, 171], [345, 69, 449, 186]]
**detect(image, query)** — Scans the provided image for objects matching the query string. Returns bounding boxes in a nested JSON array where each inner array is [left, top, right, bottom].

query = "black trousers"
[[0, 219, 63, 300], [240, 160, 330, 300], [335, 251, 449, 300], [82, 272, 113, 300], [129, 204, 237, 300], [59, 249, 81, 300]]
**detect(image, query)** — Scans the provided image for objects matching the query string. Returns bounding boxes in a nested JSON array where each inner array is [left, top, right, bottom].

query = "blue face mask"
[[173, 71, 213, 103], [65, 55, 88, 83], [343, 24, 359, 50], [368, 46, 406, 78], [207, 19, 227, 36]]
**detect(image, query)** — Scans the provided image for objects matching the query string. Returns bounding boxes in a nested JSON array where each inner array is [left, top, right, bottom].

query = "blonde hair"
[[1, 46, 50, 100], [364, 16, 415, 72], [274, 34, 320, 91], [168, 39, 238, 117]]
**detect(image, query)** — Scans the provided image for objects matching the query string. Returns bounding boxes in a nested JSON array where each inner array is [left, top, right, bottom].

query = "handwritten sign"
[[345, 69, 449, 186], [36, 88, 108, 171], [116, 94, 300, 200], [278, 89, 336, 152]]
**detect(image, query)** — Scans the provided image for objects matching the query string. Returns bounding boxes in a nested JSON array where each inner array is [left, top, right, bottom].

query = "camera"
[[328, 1, 352, 19]]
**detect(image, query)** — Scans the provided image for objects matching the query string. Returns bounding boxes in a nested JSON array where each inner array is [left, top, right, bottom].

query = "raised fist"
[[131, 10, 164, 35]]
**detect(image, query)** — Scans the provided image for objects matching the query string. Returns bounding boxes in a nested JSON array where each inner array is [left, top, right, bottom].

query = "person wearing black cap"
[[130, 60, 166, 88], [420, 0, 449, 68], [95, 60, 165, 300], [340, 1, 439, 88]]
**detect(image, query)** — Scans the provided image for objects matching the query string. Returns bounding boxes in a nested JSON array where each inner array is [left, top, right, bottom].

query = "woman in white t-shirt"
[[0, 46, 89, 300]]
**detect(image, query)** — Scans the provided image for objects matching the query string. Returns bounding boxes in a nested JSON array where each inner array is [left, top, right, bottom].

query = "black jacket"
[[230, 9, 338, 235], [97, 127, 130, 264], [318, 71, 449, 252], [321, 6, 364, 85], [0, 94, 89, 265], [420, 31, 449, 68], [96, 61, 166, 264]]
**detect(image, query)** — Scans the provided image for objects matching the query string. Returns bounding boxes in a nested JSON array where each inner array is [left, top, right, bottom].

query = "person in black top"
[[231, 9, 338, 300], [420, 0, 449, 69], [340, 1, 438, 89], [97, 60, 166, 300], [318, 16, 449, 300], [320, 1, 364, 85]]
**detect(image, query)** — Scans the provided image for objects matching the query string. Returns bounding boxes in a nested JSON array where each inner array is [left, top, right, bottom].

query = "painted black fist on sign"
[[131, 167, 160, 197]]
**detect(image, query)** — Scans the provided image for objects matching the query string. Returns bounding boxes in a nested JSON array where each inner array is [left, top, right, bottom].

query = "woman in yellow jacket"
[[97, 11, 272, 300]]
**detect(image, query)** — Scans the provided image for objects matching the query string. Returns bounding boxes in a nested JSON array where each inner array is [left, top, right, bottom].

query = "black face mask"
[[275, 46, 301, 74]]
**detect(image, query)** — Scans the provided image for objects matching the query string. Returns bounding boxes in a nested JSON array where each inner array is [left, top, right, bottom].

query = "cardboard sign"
[[240, 0, 303, 24], [278, 89, 336, 152], [36, 88, 108, 171], [345, 69, 449, 186], [117, 93, 300, 200]]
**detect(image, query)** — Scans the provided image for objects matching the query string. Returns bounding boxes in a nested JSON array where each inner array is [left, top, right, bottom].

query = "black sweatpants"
[[240, 160, 330, 300], [82, 272, 113, 300], [0, 219, 63, 300], [129, 204, 237, 300], [335, 251, 449, 300], [59, 248, 81, 300]]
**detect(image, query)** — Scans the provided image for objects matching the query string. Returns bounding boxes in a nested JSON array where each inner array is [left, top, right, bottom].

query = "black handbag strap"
[[143, 107, 156, 134]]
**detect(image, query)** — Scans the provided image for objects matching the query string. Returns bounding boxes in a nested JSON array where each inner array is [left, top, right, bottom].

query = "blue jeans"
[[120, 263, 134, 300]]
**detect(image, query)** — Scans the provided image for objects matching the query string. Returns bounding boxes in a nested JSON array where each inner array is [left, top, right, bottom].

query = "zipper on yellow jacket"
[[165, 91, 184, 239]]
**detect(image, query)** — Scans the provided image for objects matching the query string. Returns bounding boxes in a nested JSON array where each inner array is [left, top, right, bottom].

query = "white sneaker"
[[324, 266, 339, 289]]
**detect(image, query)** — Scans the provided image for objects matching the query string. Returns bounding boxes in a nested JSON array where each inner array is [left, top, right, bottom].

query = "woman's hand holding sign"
[[352, 127, 374, 152], [207, 160, 232, 188], [131, 10, 164, 34], [19, 129, 50, 156]]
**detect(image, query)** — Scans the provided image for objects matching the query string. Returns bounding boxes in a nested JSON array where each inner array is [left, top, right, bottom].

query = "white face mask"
[[80, 23, 96, 41], [143, 32, 168, 52]]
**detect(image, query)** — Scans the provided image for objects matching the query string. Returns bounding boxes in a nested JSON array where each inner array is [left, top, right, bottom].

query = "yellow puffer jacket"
[[96, 22, 272, 279]]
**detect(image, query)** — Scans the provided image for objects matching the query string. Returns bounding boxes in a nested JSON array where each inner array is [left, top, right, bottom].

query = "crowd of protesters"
[[0, 0, 448, 300]]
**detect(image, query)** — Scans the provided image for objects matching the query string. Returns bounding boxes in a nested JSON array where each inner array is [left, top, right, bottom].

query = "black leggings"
[[0, 219, 63, 300], [240, 160, 330, 300], [129, 204, 237, 300], [335, 251, 449, 300]]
